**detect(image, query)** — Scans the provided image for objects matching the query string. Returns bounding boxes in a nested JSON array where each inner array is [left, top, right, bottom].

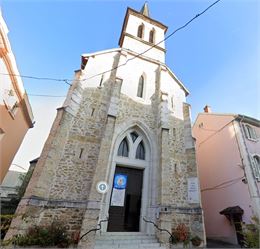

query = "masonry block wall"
[[6, 5, 205, 248]]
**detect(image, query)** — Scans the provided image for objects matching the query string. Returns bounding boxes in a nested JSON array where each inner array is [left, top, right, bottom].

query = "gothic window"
[[118, 137, 129, 157], [137, 76, 144, 98], [137, 24, 144, 39], [149, 28, 155, 43], [136, 141, 145, 160], [130, 132, 138, 142], [117, 131, 147, 161]]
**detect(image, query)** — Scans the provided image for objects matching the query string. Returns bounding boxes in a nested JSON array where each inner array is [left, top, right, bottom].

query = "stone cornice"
[[119, 7, 168, 47], [121, 32, 166, 52]]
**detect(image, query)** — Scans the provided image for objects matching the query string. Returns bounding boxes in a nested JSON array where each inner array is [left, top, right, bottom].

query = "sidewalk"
[[207, 239, 240, 248]]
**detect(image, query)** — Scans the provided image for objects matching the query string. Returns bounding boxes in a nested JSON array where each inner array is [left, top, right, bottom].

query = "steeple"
[[119, 3, 167, 63], [140, 2, 150, 17]]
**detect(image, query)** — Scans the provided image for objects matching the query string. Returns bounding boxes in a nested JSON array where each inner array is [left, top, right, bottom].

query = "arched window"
[[137, 76, 144, 98], [130, 132, 138, 142], [118, 137, 129, 157], [136, 141, 145, 160], [137, 24, 144, 39], [149, 28, 155, 43]]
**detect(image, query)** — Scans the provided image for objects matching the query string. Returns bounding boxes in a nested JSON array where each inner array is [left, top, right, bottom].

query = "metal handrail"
[[79, 219, 108, 241], [143, 217, 174, 243]]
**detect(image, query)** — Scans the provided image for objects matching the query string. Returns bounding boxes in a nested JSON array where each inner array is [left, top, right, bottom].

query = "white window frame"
[[243, 124, 258, 141], [250, 154, 260, 181]]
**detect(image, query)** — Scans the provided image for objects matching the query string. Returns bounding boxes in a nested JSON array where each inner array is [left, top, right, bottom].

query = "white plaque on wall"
[[111, 188, 126, 206], [188, 177, 199, 203]]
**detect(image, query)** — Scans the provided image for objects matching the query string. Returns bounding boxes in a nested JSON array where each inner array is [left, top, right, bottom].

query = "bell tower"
[[119, 2, 168, 63]]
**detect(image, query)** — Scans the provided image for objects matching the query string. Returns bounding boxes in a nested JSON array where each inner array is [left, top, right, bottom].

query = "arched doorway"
[[104, 127, 151, 232]]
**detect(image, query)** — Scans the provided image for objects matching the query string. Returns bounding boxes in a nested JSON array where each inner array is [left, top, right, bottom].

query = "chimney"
[[204, 105, 212, 113]]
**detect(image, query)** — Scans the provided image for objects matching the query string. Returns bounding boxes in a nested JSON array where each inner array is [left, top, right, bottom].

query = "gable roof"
[[81, 48, 190, 96]]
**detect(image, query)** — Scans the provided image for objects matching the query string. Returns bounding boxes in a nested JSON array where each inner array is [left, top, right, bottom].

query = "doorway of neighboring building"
[[107, 166, 143, 232]]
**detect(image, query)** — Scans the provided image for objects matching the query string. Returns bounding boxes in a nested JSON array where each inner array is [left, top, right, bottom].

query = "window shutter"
[[252, 127, 257, 140], [242, 124, 249, 139], [250, 155, 260, 180]]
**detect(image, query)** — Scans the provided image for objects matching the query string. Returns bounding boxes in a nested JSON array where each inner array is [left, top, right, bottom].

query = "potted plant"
[[171, 224, 190, 248], [191, 235, 202, 247]]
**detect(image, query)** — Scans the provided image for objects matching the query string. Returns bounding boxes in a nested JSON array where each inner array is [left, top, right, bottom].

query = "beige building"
[[193, 106, 260, 245], [6, 4, 205, 248], [0, 10, 34, 183]]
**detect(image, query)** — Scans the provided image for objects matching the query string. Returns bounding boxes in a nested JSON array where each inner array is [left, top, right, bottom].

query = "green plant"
[[1, 214, 15, 240], [12, 221, 71, 247], [191, 235, 202, 247], [242, 216, 259, 248], [171, 224, 190, 246]]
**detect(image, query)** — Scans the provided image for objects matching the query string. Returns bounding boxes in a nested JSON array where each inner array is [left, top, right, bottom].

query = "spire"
[[140, 2, 150, 17]]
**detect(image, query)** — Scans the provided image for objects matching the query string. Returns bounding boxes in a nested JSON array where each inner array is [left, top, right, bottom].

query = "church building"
[[6, 3, 205, 248]]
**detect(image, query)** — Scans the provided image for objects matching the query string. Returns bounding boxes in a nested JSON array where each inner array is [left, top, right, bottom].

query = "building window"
[[137, 24, 144, 39], [137, 76, 144, 98], [3, 89, 18, 118], [118, 137, 129, 157], [251, 155, 260, 181], [0, 128, 5, 141], [130, 132, 138, 142], [99, 74, 104, 87], [116, 130, 148, 162], [136, 141, 145, 160], [149, 28, 155, 43], [243, 124, 257, 140]]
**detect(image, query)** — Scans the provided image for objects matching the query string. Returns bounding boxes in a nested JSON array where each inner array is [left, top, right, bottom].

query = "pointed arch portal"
[[104, 127, 152, 232]]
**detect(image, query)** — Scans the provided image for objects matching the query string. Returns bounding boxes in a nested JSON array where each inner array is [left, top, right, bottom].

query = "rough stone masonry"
[[5, 4, 205, 248]]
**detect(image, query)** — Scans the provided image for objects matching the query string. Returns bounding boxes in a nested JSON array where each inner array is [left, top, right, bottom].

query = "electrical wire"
[[198, 118, 236, 147], [0, 72, 72, 86], [28, 94, 66, 97], [201, 176, 244, 192], [11, 163, 28, 171], [199, 127, 218, 132], [82, 0, 222, 81], [0, 0, 221, 85]]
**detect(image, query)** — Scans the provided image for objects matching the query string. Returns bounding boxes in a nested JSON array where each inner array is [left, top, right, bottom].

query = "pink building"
[[0, 10, 34, 183], [192, 106, 260, 246]]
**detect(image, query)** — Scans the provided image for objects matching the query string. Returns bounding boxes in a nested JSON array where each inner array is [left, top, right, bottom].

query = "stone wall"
[[5, 50, 205, 249]]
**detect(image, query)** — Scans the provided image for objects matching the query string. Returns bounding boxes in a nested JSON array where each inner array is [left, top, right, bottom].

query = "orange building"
[[0, 10, 34, 183]]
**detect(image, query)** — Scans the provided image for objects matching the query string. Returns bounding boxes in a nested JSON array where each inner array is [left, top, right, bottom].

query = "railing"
[[79, 218, 108, 241], [143, 217, 174, 243]]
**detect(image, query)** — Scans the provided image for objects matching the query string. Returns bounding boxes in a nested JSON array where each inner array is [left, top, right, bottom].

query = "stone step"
[[96, 240, 159, 245], [98, 232, 148, 236], [96, 236, 155, 240], [95, 247, 165, 249], [95, 238, 158, 244], [94, 245, 165, 249], [94, 232, 166, 249]]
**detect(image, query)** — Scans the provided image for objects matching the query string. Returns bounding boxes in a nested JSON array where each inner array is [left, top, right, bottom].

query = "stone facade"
[[6, 4, 205, 248]]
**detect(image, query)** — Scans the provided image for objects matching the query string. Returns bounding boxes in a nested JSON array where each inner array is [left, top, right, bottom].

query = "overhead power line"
[[11, 163, 28, 171], [201, 175, 244, 192], [83, 0, 222, 81], [28, 94, 66, 97], [0, 72, 72, 86], [0, 0, 221, 85]]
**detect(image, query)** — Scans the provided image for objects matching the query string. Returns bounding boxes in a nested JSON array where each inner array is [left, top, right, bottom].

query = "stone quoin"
[[5, 3, 205, 248]]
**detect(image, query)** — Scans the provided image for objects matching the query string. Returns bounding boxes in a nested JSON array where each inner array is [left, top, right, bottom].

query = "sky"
[[1, 0, 259, 172]]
